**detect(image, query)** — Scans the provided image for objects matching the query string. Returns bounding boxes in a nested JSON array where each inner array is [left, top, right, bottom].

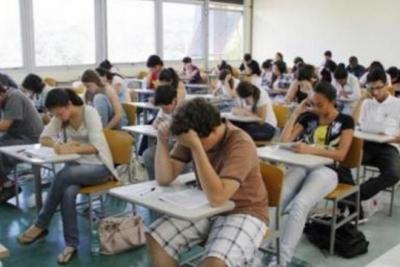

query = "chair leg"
[[389, 186, 395, 217], [88, 195, 93, 237], [14, 166, 20, 208], [329, 200, 338, 255], [276, 237, 281, 265], [100, 194, 105, 218]]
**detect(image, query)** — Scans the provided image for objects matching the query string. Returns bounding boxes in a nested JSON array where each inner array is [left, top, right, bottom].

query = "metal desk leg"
[[32, 165, 43, 214], [144, 110, 149, 124]]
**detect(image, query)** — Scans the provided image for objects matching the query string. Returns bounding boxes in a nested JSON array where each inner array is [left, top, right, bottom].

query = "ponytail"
[[45, 88, 84, 109]]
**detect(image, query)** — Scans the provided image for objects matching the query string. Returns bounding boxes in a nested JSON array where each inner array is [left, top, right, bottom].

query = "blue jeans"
[[36, 162, 110, 247]]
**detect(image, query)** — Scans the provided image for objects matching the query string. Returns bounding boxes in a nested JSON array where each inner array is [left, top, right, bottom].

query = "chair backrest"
[[339, 137, 363, 169], [232, 68, 240, 79], [259, 162, 284, 207], [387, 86, 395, 96], [103, 129, 134, 165], [273, 104, 289, 129], [137, 70, 149, 80], [122, 102, 137, 126], [73, 84, 86, 95], [44, 77, 57, 87]]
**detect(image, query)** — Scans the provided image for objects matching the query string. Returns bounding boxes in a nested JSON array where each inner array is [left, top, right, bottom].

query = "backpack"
[[304, 215, 369, 258]]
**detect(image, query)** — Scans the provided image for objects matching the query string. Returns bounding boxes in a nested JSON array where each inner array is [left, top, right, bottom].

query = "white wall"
[[253, 0, 400, 68]]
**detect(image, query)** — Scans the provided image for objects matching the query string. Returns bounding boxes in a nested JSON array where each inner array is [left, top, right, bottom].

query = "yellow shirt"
[[313, 125, 328, 148]]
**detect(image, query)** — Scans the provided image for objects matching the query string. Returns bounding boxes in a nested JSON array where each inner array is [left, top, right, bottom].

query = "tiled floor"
[[1, 176, 399, 267]]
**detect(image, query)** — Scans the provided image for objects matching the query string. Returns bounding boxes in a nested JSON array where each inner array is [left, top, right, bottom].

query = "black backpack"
[[304, 215, 369, 258]]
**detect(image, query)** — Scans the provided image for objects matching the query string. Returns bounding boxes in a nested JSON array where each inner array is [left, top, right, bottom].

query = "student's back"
[[2, 89, 43, 141]]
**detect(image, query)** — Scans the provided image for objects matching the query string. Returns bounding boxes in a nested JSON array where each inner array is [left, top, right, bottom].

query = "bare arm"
[[0, 120, 13, 132], [105, 86, 124, 129]]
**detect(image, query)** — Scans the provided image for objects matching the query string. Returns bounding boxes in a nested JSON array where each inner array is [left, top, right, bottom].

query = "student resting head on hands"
[[232, 81, 277, 141], [158, 68, 186, 104], [81, 69, 127, 129], [147, 98, 268, 267], [17, 88, 117, 264], [278, 81, 355, 266], [0, 82, 43, 203]]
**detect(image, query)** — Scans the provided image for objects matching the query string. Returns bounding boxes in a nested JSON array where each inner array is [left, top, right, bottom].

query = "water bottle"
[[91, 222, 101, 255]]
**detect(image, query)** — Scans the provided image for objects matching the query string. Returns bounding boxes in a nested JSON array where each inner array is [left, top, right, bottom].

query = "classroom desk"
[[123, 125, 157, 138], [366, 243, 400, 267], [354, 130, 395, 143], [185, 83, 210, 94], [127, 102, 159, 124], [0, 243, 9, 258], [0, 144, 80, 213], [221, 112, 261, 123], [185, 94, 215, 101], [131, 88, 155, 95], [109, 173, 235, 221], [257, 145, 334, 169]]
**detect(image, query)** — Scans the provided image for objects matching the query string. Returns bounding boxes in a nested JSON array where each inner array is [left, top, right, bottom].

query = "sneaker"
[[0, 186, 21, 203]]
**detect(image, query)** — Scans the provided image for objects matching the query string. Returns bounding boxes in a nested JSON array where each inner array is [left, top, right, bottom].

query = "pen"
[[140, 187, 156, 197]]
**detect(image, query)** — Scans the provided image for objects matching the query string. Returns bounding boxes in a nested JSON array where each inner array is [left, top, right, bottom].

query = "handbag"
[[99, 215, 146, 255]]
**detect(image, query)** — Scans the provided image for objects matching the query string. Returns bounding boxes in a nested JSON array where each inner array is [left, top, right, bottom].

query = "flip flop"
[[17, 228, 49, 245], [57, 247, 77, 265]]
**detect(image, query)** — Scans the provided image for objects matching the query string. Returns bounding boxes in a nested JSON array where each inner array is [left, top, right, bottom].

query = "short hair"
[[0, 82, 6, 93], [154, 85, 177, 106], [243, 53, 252, 61], [313, 81, 337, 101], [294, 57, 304, 65], [274, 60, 287, 74], [334, 64, 348, 80], [170, 98, 222, 138], [349, 56, 358, 65], [324, 50, 332, 57], [22, 73, 45, 94], [182, 57, 192, 64], [297, 64, 315, 81], [146, 55, 164, 68], [387, 67, 399, 81], [368, 61, 384, 71], [262, 59, 273, 69], [276, 52, 283, 60], [367, 68, 387, 84], [99, 59, 113, 71], [45, 88, 84, 109]]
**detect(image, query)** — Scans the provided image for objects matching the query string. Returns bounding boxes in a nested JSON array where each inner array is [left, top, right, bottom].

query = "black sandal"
[[17, 228, 49, 245]]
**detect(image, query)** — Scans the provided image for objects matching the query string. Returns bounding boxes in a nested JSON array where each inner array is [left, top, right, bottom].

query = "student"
[[353, 68, 400, 221], [387, 66, 400, 96], [239, 53, 261, 76], [99, 59, 120, 74], [271, 60, 292, 94], [332, 64, 361, 115], [359, 61, 392, 87], [158, 68, 187, 104], [18, 88, 116, 264], [279, 81, 354, 266], [0, 83, 44, 203], [146, 98, 268, 267], [322, 50, 337, 71], [232, 81, 277, 141], [22, 73, 52, 112], [285, 64, 316, 104], [346, 56, 366, 79], [275, 52, 284, 62], [95, 67, 131, 102], [142, 85, 178, 180], [214, 69, 239, 99], [182, 57, 202, 84], [0, 72, 18, 89], [260, 59, 274, 91], [146, 55, 164, 90], [291, 57, 305, 75], [81, 69, 128, 129]]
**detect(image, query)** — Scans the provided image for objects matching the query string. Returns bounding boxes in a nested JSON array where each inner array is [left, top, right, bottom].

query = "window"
[[163, 2, 204, 61], [33, 0, 95, 66], [107, 0, 156, 63], [209, 6, 243, 61], [0, 0, 23, 68]]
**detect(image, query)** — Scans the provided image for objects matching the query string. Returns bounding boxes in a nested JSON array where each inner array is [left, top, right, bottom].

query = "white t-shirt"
[[359, 95, 400, 137], [155, 109, 173, 124], [237, 88, 277, 127], [332, 73, 361, 101], [112, 75, 130, 102]]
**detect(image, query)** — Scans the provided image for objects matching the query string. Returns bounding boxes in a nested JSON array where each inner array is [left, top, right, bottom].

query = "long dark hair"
[[236, 81, 261, 113], [95, 67, 123, 83], [218, 69, 234, 90], [159, 68, 180, 89], [45, 88, 84, 109]]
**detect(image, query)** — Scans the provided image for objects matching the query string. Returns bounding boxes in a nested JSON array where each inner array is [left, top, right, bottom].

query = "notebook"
[[24, 147, 59, 160], [158, 189, 209, 209]]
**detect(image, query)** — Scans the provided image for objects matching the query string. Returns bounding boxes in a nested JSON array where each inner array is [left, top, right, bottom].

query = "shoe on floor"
[[0, 185, 21, 203]]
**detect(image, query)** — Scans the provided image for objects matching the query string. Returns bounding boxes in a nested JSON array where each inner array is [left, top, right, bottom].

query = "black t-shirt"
[[296, 112, 354, 148], [240, 60, 261, 76]]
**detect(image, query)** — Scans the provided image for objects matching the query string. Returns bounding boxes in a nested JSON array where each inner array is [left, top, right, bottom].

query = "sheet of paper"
[[24, 147, 58, 160], [158, 188, 209, 209]]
